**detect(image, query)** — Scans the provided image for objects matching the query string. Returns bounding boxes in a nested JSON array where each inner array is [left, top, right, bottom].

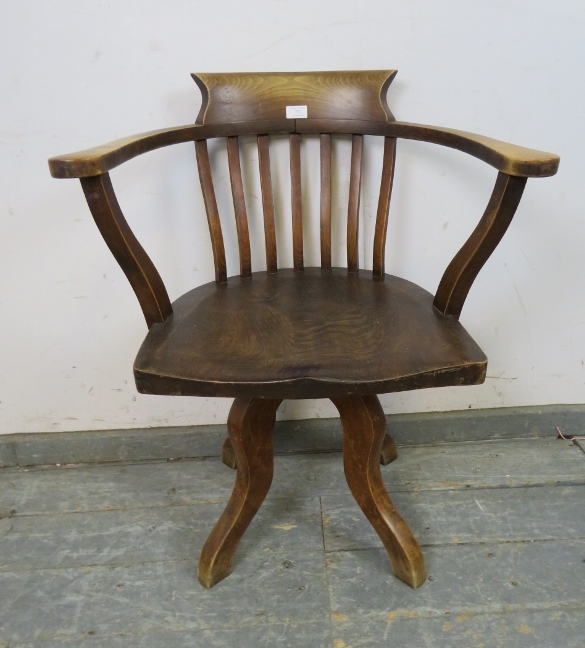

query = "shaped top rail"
[[192, 70, 397, 125]]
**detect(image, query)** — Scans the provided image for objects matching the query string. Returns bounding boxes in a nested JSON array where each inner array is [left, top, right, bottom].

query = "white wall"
[[0, 0, 583, 434]]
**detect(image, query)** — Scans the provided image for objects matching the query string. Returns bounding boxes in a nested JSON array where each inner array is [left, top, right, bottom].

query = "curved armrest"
[[48, 119, 294, 179], [48, 125, 202, 178], [389, 121, 560, 178]]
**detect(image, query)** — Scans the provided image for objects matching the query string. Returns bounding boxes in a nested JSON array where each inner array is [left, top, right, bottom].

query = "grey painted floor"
[[0, 437, 584, 647]]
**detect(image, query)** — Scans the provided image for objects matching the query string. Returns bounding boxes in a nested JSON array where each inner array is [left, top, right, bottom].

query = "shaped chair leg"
[[198, 397, 282, 588], [381, 432, 398, 465], [221, 437, 237, 469], [331, 395, 427, 589]]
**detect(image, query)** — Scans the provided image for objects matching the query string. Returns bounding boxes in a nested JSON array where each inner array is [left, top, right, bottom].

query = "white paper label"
[[286, 105, 308, 119]]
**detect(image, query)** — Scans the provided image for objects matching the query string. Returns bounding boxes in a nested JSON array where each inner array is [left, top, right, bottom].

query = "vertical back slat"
[[257, 135, 278, 273], [227, 136, 252, 277], [373, 137, 397, 278], [289, 133, 304, 270], [347, 134, 364, 272], [195, 139, 227, 283], [320, 134, 332, 269]]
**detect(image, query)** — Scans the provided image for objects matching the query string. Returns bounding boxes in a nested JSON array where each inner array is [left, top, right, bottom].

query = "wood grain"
[[198, 397, 282, 588], [388, 121, 560, 178], [296, 119, 560, 177], [49, 71, 561, 594], [227, 136, 252, 277], [80, 173, 172, 328], [380, 431, 399, 465], [49, 119, 559, 180], [331, 394, 426, 588], [257, 134, 278, 273], [221, 437, 237, 470], [320, 134, 332, 269], [195, 139, 227, 283], [134, 268, 487, 399], [290, 133, 304, 270], [434, 172, 527, 318], [192, 70, 397, 125], [347, 134, 364, 272], [373, 137, 397, 278], [49, 120, 293, 179]]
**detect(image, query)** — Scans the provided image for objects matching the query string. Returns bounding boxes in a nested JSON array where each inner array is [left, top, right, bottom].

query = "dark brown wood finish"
[[380, 430, 399, 465], [221, 437, 237, 470], [226, 136, 252, 277], [434, 172, 527, 318], [389, 121, 560, 178], [320, 133, 332, 269], [347, 134, 364, 271], [198, 397, 282, 588], [80, 174, 172, 328], [49, 120, 294, 179], [290, 133, 304, 270], [296, 119, 560, 177], [50, 70, 560, 591], [332, 395, 426, 588], [49, 119, 559, 180], [192, 70, 397, 125], [134, 268, 487, 399], [195, 139, 227, 283], [373, 137, 397, 278], [257, 134, 278, 273]]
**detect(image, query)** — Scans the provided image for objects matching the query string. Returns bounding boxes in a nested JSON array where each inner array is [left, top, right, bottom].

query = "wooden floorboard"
[[0, 437, 584, 647]]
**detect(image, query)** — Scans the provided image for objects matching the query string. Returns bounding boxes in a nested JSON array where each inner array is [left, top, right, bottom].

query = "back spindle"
[[289, 133, 304, 270], [257, 134, 278, 273], [347, 134, 364, 272], [373, 137, 397, 278], [320, 134, 332, 269], [227, 136, 252, 277], [195, 139, 227, 283]]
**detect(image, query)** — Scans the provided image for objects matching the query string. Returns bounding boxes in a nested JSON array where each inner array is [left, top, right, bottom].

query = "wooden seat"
[[134, 268, 487, 399], [49, 70, 559, 591]]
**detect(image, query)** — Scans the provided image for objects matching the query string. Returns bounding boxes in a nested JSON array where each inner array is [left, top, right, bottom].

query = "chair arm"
[[389, 121, 560, 178], [433, 172, 527, 318], [80, 173, 173, 328], [48, 125, 202, 179], [48, 119, 295, 179]]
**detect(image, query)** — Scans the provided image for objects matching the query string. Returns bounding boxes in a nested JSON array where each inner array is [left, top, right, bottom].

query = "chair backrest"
[[190, 71, 398, 282]]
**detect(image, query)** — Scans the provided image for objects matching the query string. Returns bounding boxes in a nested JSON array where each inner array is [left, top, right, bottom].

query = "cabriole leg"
[[331, 395, 426, 589], [198, 397, 282, 588]]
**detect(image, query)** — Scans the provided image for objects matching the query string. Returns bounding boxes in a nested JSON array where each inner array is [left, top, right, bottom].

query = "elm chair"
[[49, 71, 559, 590]]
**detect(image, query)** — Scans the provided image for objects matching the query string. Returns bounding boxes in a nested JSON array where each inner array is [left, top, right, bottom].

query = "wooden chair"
[[49, 70, 559, 590]]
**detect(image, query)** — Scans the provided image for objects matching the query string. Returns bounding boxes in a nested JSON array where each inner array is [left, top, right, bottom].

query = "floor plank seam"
[[3, 434, 579, 472], [0, 544, 333, 574], [0, 499, 235, 518], [387, 479, 585, 493], [318, 496, 336, 648], [335, 599, 585, 622], [0, 557, 196, 574], [323, 536, 585, 555], [2, 618, 333, 647]]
